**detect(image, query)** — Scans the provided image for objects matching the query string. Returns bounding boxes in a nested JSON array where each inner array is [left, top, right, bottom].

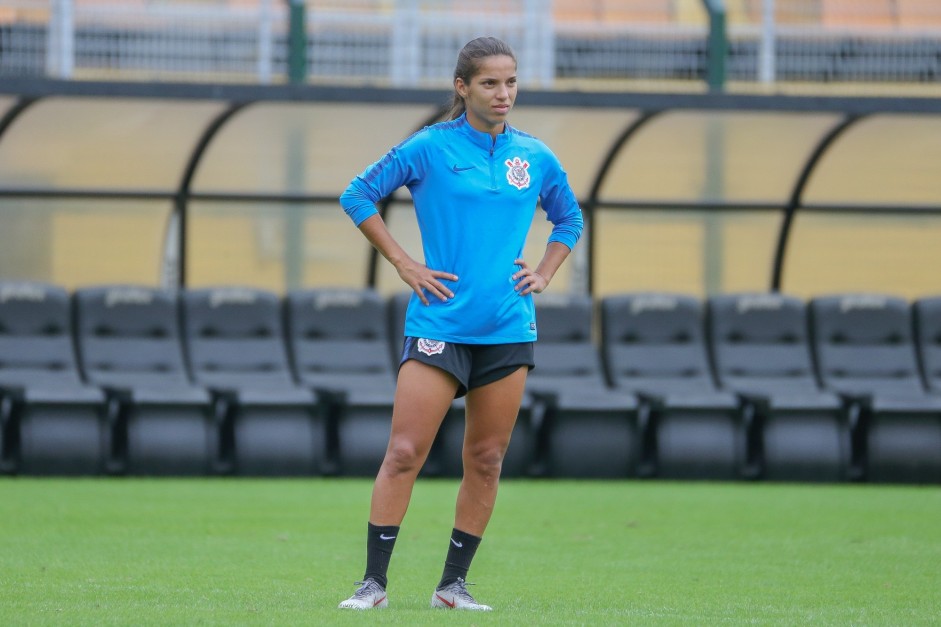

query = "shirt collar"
[[455, 113, 512, 151]]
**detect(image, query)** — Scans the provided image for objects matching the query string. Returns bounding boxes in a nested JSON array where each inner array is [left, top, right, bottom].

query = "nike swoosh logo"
[[450, 538, 463, 548], [374, 595, 386, 607], [436, 593, 455, 608], [380, 534, 396, 540], [452, 165, 474, 172]]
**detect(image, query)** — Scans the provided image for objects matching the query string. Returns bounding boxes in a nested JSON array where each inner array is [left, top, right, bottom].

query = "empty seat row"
[[534, 292, 941, 484], [0, 282, 543, 479], [1, 282, 940, 483], [0, 283, 397, 477]]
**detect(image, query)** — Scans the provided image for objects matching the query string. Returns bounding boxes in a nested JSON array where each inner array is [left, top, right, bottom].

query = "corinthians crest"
[[417, 338, 446, 356], [505, 156, 531, 190]]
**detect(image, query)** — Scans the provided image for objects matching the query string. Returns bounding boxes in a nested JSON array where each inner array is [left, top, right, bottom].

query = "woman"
[[337, 36, 583, 611]]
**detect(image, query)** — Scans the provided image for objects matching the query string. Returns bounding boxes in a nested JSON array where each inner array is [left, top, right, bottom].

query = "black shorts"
[[400, 337, 535, 398]]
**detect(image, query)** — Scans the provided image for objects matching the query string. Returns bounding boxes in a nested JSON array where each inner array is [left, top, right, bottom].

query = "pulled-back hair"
[[446, 37, 518, 120]]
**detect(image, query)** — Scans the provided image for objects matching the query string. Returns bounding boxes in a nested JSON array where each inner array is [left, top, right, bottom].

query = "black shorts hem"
[[399, 338, 534, 399]]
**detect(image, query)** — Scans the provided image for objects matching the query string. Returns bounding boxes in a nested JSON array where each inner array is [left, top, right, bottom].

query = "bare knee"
[[463, 441, 506, 482], [380, 439, 425, 478]]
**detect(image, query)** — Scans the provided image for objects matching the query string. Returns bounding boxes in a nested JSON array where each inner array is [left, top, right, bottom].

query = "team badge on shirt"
[[505, 157, 531, 190], [417, 338, 446, 356]]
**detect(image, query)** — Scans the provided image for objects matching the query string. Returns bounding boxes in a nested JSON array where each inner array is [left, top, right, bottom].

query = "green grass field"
[[1, 478, 939, 626]]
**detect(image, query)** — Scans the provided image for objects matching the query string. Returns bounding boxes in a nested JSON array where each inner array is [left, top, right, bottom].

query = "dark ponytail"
[[446, 36, 518, 120]]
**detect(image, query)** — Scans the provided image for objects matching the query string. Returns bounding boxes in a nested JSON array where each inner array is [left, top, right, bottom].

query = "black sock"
[[437, 527, 482, 589], [364, 522, 399, 589]]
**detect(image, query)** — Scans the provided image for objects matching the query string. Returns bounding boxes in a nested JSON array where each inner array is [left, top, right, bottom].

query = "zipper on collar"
[[489, 136, 497, 190]]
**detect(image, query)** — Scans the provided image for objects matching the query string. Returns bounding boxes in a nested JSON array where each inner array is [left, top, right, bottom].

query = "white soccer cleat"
[[338, 579, 388, 610], [431, 577, 492, 611]]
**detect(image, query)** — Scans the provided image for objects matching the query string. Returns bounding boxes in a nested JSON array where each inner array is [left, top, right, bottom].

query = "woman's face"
[[456, 54, 517, 136]]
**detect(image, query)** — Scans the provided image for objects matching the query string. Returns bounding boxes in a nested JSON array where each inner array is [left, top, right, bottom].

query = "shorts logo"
[[417, 338, 446, 356], [505, 156, 530, 190]]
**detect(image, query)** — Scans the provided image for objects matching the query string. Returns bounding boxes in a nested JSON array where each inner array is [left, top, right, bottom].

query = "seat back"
[[531, 294, 607, 393], [600, 292, 717, 396], [387, 291, 411, 366], [74, 285, 192, 391], [0, 282, 86, 391], [913, 296, 941, 394], [286, 288, 393, 392], [707, 293, 821, 395], [181, 287, 296, 391], [810, 294, 924, 397]]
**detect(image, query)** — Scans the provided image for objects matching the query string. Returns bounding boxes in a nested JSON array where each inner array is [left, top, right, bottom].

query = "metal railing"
[[1, 1, 939, 90]]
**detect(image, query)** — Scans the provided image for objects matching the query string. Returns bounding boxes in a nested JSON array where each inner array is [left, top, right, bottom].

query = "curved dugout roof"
[[0, 97, 227, 191], [0, 82, 939, 300]]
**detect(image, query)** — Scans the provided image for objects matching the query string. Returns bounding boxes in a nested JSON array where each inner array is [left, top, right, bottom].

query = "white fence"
[[1, 0, 940, 88]]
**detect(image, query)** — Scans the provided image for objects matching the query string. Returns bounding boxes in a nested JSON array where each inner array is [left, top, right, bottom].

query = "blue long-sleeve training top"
[[340, 113, 584, 344]]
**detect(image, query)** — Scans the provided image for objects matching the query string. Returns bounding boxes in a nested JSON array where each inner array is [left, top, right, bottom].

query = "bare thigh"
[[463, 366, 529, 459], [387, 359, 460, 461]]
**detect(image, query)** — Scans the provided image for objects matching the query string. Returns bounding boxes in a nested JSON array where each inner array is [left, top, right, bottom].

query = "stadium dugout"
[[2, 0, 941, 481], [1, 78, 940, 482]]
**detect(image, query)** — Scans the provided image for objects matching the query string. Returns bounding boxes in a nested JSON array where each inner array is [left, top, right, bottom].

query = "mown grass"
[[1, 478, 939, 625]]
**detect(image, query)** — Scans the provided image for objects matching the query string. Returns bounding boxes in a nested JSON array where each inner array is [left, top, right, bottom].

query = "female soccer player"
[[337, 36, 583, 611]]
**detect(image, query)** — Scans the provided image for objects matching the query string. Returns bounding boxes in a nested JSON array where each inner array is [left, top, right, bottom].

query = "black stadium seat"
[[0, 281, 107, 475], [182, 287, 324, 476], [73, 285, 215, 475], [530, 294, 641, 478], [601, 293, 745, 480], [707, 293, 851, 481], [387, 291, 411, 368], [810, 294, 941, 483], [285, 288, 396, 477], [914, 296, 941, 396]]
